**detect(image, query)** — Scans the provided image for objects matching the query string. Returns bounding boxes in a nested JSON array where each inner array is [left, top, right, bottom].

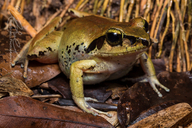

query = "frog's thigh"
[[28, 31, 63, 63], [140, 52, 169, 97]]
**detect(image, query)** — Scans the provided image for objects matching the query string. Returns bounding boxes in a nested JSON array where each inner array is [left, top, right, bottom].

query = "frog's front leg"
[[140, 52, 170, 97], [70, 60, 111, 117]]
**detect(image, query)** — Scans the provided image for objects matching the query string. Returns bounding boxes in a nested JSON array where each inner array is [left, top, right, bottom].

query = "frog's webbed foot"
[[73, 96, 112, 117], [143, 76, 170, 97]]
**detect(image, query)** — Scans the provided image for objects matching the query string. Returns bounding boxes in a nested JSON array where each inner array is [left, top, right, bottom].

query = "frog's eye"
[[106, 28, 123, 46]]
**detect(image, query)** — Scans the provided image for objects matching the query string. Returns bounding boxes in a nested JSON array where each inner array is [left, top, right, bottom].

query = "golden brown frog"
[[12, 10, 169, 117]]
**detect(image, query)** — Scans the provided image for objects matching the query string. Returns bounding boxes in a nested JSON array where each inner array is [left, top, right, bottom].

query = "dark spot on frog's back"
[[39, 51, 46, 56], [27, 54, 38, 59], [68, 49, 71, 54], [46, 47, 52, 52]]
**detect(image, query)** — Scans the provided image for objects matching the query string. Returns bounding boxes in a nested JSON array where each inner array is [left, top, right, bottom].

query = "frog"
[[11, 9, 170, 117]]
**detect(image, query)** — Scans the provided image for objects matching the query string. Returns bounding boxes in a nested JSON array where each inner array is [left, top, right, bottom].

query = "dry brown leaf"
[[129, 103, 192, 128], [0, 96, 114, 128], [0, 76, 33, 97], [118, 71, 192, 126]]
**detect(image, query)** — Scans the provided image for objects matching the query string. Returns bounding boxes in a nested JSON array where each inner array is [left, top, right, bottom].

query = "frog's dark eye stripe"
[[144, 20, 149, 32], [86, 36, 105, 53], [106, 28, 123, 46]]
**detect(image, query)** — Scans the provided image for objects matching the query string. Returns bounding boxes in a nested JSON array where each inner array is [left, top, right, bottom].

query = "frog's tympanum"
[[12, 10, 170, 117]]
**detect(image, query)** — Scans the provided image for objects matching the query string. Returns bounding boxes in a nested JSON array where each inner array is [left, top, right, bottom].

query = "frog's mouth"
[[98, 46, 148, 57], [86, 35, 150, 57]]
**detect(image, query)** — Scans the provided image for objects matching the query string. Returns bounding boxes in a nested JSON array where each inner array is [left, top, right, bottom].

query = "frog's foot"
[[12, 57, 29, 78], [73, 96, 112, 117], [143, 76, 170, 97]]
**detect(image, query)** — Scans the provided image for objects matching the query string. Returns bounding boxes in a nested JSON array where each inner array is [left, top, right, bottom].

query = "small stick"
[[185, 3, 192, 71], [60, 0, 74, 18], [93, 0, 99, 14], [119, 0, 125, 22], [148, 0, 164, 57], [169, 11, 176, 72], [144, 0, 151, 20], [107, 0, 112, 18], [125, 0, 135, 22], [156, 0, 172, 58], [32, 94, 62, 98], [7, 5, 37, 37], [20, 0, 25, 15], [135, 0, 140, 17], [75, 0, 84, 10], [78, 0, 89, 10], [153, 0, 168, 41], [100, 0, 109, 16]]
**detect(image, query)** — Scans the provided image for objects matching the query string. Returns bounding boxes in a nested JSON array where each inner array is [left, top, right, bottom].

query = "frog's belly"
[[83, 61, 135, 85]]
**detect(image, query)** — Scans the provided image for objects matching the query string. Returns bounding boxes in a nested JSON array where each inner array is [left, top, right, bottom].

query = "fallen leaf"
[[0, 76, 33, 97], [129, 103, 192, 128], [0, 96, 114, 128], [118, 71, 192, 126]]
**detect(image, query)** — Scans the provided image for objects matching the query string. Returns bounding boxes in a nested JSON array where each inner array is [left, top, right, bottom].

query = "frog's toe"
[[73, 96, 112, 117], [148, 76, 170, 97], [149, 81, 163, 97], [84, 97, 98, 102]]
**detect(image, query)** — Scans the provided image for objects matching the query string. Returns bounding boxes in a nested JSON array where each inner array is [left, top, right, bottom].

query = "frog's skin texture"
[[12, 12, 170, 117]]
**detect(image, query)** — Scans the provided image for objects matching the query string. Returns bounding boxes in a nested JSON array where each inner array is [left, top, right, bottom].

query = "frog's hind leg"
[[70, 60, 111, 117], [11, 17, 62, 78]]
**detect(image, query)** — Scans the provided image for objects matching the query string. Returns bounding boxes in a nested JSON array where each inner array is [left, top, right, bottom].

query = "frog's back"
[[58, 16, 115, 77]]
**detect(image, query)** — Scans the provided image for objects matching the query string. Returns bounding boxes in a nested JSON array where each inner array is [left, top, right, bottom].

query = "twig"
[[135, 0, 140, 17], [60, 0, 74, 18], [93, 0, 99, 14], [100, 0, 109, 16], [125, 0, 135, 22], [119, 0, 125, 22], [156, 0, 172, 58], [20, 0, 25, 15], [106, 0, 112, 18], [7, 5, 37, 37], [75, 0, 84, 10], [154, 0, 168, 41], [144, 0, 151, 20], [169, 11, 176, 72], [32, 94, 62, 98], [149, 0, 164, 57]]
